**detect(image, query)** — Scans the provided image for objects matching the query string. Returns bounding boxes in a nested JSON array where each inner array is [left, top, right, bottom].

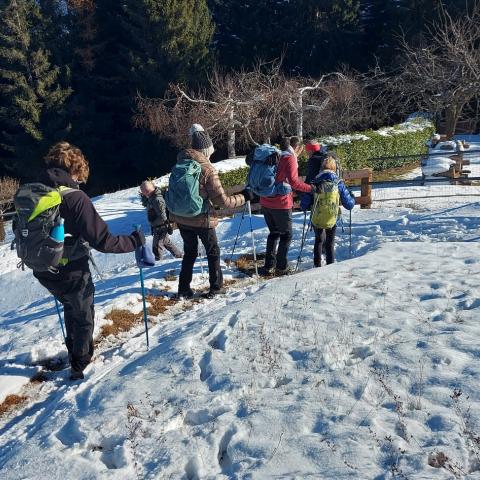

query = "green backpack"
[[165, 159, 206, 217], [12, 183, 75, 272], [311, 180, 340, 229]]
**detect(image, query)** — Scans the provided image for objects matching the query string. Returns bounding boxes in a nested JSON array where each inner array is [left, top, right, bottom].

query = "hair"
[[279, 137, 290, 151], [290, 136, 301, 149], [140, 180, 155, 194], [322, 153, 337, 172], [44, 142, 89, 183]]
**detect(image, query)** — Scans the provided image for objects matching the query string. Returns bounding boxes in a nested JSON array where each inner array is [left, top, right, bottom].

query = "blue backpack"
[[246, 144, 292, 197]]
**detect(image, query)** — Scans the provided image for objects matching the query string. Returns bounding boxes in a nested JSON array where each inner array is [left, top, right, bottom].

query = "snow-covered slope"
[[0, 139, 479, 479]]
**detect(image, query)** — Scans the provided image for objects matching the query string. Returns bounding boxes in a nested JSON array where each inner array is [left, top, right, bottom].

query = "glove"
[[167, 223, 174, 235], [241, 188, 255, 202], [130, 229, 145, 248]]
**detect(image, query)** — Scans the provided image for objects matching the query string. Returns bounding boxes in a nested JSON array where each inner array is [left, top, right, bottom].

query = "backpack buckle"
[[21, 229, 29, 237]]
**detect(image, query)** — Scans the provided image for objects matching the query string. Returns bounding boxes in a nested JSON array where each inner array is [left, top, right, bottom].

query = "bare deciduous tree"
[[135, 60, 352, 157], [388, 2, 480, 138]]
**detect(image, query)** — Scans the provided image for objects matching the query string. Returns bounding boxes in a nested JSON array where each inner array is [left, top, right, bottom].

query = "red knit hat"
[[305, 142, 320, 152]]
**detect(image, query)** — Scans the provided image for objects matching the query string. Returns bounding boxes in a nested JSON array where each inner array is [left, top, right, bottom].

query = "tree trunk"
[[227, 107, 236, 158], [296, 93, 303, 140], [444, 105, 460, 140]]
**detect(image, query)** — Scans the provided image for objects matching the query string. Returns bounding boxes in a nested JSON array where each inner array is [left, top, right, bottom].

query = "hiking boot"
[[177, 289, 194, 300], [202, 287, 226, 299], [258, 266, 275, 276], [69, 369, 85, 381]]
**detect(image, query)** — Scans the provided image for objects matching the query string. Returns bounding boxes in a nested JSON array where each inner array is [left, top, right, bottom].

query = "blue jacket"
[[300, 170, 355, 213]]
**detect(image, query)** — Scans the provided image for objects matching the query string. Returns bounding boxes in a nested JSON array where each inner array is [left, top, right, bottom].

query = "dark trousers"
[[262, 207, 292, 271], [313, 225, 337, 266], [178, 226, 223, 292], [34, 259, 94, 372], [152, 226, 182, 260]]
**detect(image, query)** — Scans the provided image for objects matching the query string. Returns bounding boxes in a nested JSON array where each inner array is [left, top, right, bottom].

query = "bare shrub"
[[0, 176, 19, 242]]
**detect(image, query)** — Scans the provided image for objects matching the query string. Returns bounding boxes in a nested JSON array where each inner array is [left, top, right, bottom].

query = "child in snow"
[[140, 180, 183, 261], [301, 154, 355, 266]]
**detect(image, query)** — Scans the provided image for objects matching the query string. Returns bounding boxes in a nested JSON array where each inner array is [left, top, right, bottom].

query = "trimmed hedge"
[[218, 166, 249, 189], [216, 120, 435, 188]]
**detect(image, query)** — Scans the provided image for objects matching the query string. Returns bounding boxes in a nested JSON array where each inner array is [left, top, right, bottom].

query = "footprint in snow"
[[184, 406, 231, 426], [55, 417, 87, 447], [349, 345, 374, 362], [208, 329, 228, 351]]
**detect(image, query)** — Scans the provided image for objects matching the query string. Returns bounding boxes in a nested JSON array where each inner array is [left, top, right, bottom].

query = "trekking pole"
[[54, 297, 66, 344], [134, 225, 150, 351], [349, 209, 353, 259], [246, 201, 258, 277], [294, 211, 308, 272], [229, 203, 247, 266], [88, 251, 104, 281], [198, 242, 207, 281], [338, 210, 345, 233]]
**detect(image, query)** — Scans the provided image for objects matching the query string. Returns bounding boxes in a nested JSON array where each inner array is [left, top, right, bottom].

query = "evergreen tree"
[[67, 0, 214, 192], [0, 0, 71, 177], [361, 0, 468, 68], [208, 0, 362, 75]]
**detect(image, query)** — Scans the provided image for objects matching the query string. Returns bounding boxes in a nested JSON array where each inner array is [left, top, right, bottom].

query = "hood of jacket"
[[313, 170, 338, 184], [177, 148, 210, 166], [41, 168, 80, 190]]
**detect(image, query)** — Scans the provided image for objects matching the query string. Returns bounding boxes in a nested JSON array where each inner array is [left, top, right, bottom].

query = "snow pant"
[[34, 258, 94, 373], [313, 225, 337, 266], [178, 226, 223, 293], [152, 226, 182, 260], [261, 207, 292, 271]]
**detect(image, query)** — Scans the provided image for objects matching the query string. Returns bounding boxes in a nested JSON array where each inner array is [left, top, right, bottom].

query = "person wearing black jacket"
[[33, 142, 145, 380], [305, 140, 327, 184]]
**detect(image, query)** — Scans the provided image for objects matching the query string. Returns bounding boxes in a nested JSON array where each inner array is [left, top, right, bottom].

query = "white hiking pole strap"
[[247, 201, 258, 278]]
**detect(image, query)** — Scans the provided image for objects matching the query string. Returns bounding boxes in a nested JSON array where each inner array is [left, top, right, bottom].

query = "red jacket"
[[260, 152, 312, 209]]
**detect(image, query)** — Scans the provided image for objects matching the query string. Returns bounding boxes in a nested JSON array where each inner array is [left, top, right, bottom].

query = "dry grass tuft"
[[145, 295, 178, 316], [234, 253, 265, 275], [164, 270, 177, 282], [0, 394, 28, 417], [100, 309, 143, 338]]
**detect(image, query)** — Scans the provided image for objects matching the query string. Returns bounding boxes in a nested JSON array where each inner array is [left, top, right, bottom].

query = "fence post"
[[361, 169, 372, 209]]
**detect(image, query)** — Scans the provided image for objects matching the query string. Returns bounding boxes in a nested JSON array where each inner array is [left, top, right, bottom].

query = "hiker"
[[289, 136, 303, 159], [300, 153, 355, 266], [16, 142, 145, 380], [258, 137, 314, 275], [140, 180, 182, 261], [305, 140, 327, 183], [166, 124, 252, 299]]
